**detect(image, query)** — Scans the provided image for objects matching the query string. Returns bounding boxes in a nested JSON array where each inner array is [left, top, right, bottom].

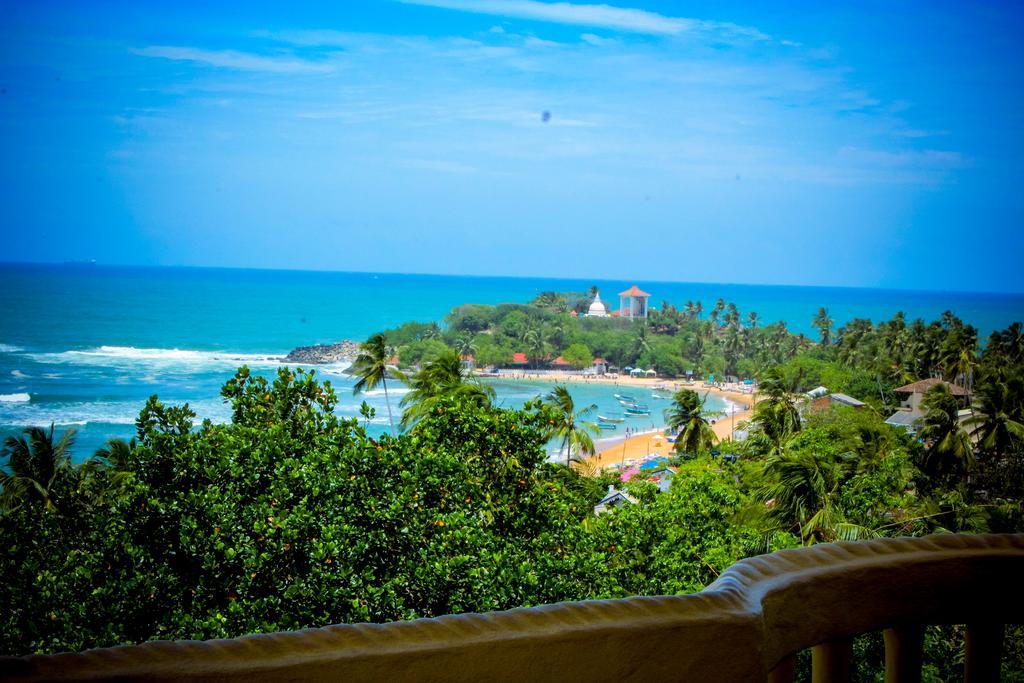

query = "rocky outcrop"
[[285, 340, 361, 364]]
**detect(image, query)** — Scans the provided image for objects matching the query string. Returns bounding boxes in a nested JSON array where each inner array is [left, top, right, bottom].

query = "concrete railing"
[[3, 534, 1022, 682]]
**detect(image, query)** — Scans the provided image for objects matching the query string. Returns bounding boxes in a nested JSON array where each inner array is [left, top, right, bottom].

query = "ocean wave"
[[0, 397, 231, 428], [11, 369, 29, 378], [356, 386, 410, 397], [0, 393, 397, 429], [0, 392, 30, 403], [29, 345, 288, 370], [0, 344, 23, 353]]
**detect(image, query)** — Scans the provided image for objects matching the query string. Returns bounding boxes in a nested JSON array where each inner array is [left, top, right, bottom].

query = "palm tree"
[[0, 424, 77, 512], [400, 348, 495, 428], [964, 378, 1024, 461], [351, 333, 400, 436], [761, 450, 874, 545], [749, 368, 802, 457], [813, 307, 834, 346], [710, 298, 725, 325], [694, 301, 704, 320], [918, 384, 974, 481], [684, 300, 697, 320], [631, 324, 652, 364], [81, 438, 137, 501], [664, 389, 717, 456], [747, 311, 759, 329], [422, 322, 441, 340], [541, 385, 599, 466], [724, 303, 740, 328], [939, 325, 978, 394], [523, 324, 550, 369], [452, 333, 478, 359], [723, 326, 744, 376]]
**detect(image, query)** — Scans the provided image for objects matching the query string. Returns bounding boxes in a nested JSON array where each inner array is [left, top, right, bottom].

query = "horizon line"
[[2, 259, 1023, 299]]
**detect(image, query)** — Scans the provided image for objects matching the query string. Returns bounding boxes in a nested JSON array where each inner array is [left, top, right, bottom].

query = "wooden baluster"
[[884, 624, 924, 683], [767, 653, 796, 683], [965, 623, 1004, 683], [812, 637, 853, 683]]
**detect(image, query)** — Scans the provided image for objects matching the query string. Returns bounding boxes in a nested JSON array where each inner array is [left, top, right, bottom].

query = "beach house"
[[593, 485, 637, 515], [810, 392, 866, 411], [884, 378, 969, 433]]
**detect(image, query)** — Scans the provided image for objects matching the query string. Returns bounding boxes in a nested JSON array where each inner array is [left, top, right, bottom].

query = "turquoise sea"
[[1, 263, 1022, 458]]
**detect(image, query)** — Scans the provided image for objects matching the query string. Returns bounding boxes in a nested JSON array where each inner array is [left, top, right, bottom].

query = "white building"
[[586, 291, 610, 317]]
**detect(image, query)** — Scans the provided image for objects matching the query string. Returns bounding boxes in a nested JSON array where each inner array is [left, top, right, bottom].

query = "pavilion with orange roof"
[[618, 285, 651, 319]]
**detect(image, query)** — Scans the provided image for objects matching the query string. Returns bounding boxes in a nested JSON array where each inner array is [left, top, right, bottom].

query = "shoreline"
[[477, 371, 757, 470], [478, 370, 755, 408]]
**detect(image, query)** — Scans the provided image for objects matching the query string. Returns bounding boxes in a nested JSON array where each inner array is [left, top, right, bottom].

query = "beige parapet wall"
[[3, 534, 1022, 682]]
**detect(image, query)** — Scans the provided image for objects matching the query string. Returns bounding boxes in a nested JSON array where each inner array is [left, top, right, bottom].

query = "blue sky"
[[1, 0, 1022, 292]]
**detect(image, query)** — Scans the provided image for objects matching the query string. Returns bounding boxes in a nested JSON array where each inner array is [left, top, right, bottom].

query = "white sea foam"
[[357, 386, 410, 397], [0, 394, 397, 429], [0, 393, 31, 403], [11, 369, 28, 378], [0, 344, 23, 353], [0, 397, 233, 428], [29, 345, 288, 370]]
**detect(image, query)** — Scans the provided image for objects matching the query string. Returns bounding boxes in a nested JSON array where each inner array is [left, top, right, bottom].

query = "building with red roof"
[[618, 285, 651, 319]]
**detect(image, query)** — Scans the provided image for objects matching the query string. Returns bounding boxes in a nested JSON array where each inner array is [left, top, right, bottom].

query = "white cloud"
[[580, 33, 618, 46], [399, 0, 770, 41], [131, 46, 333, 73], [523, 35, 562, 47]]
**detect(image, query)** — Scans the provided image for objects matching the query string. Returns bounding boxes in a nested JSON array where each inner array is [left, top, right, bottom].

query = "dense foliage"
[[380, 291, 819, 378], [3, 305, 1024, 679]]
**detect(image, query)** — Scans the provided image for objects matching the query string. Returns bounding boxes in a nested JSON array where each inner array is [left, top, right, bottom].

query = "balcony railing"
[[3, 533, 1022, 682]]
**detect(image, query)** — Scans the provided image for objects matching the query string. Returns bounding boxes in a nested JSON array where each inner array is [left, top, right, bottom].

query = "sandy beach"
[[481, 371, 757, 472]]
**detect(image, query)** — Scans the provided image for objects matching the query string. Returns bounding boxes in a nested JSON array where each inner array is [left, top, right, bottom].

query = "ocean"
[[1, 262, 1022, 458]]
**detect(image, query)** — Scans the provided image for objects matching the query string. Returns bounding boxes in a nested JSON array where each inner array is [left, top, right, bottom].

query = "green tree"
[[813, 307, 834, 346], [710, 298, 725, 325], [748, 368, 802, 458], [400, 348, 495, 428], [452, 333, 478, 359], [631, 324, 652, 364], [965, 378, 1024, 459], [523, 323, 551, 369], [0, 424, 77, 512], [940, 325, 979, 394], [540, 385, 599, 466], [664, 389, 717, 457], [351, 333, 400, 436], [79, 438, 137, 502], [562, 343, 593, 370], [760, 449, 874, 545], [918, 384, 974, 482]]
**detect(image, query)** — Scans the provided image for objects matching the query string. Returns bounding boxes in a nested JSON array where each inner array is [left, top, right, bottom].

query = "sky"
[[0, 0, 1022, 292]]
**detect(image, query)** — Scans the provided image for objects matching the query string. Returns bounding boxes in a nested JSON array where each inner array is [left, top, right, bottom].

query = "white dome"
[[587, 292, 609, 317]]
